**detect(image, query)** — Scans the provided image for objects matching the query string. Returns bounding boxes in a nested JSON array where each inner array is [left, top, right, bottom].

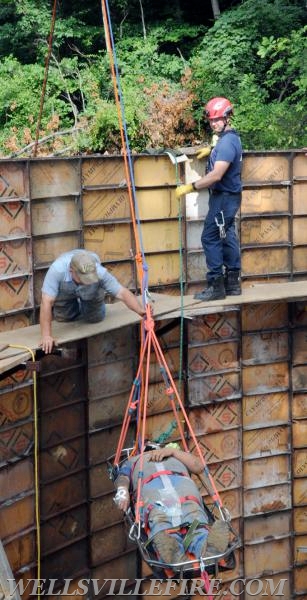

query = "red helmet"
[[205, 97, 233, 119]]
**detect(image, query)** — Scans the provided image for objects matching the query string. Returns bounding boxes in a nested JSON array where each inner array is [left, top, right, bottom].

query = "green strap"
[[183, 519, 201, 552]]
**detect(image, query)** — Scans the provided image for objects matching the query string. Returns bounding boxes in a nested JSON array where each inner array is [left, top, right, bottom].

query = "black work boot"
[[224, 270, 241, 296], [194, 276, 226, 302]]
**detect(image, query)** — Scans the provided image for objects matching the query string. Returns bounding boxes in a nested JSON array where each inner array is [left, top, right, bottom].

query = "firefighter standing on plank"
[[176, 97, 242, 302]]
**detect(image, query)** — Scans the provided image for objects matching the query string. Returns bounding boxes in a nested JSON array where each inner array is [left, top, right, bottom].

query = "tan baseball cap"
[[70, 251, 99, 285]]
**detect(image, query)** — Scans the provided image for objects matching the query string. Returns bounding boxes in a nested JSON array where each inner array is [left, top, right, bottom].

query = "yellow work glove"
[[196, 145, 211, 160], [175, 183, 194, 198]]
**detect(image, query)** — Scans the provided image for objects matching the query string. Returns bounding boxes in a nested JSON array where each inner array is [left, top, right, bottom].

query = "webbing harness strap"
[[142, 469, 188, 486]]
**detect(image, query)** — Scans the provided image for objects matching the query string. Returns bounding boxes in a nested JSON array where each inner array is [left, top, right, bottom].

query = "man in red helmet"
[[176, 97, 242, 301]]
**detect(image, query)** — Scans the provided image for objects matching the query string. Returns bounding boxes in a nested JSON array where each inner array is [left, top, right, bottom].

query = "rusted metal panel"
[[31, 198, 81, 235], [40, 471, 87, 519], [82, 156, 125, 186], [90, 494, 121, 531], [91, 522, 135, 565], [293, 217, 307, 245], [242, 331, 288, 365], [0, 200, 30, 238], [242, 154, 290, 182], [0, 459, 33, 502], [190, 430, 241, 464], [33, 234, 80, 266], [241, 217, 289, 245], [241, 187, 289, 215], [0, 276, 32, 314], [189, 402, 240, 435], [294, 564, 307, 594], [243, 482, 291, 516], [0, 312, 30, 332], [84, 223, 132, 261], [41, 539, 88, 582], [188, 372, 241, 405], [82, 189, 130, 222], [294, 182, 307, 213], [294, 507, 307, 534], [242, 363, 289, 395], [188, 311, 239, 344], [30, 159, 80, 198], [293, 420, 307, 448], [87, 327, 135, 366], [242, 302, 288, 331], [40, 437, 86, 483], [294, 478, 307, 506], [241, 247, 290, 276], [186, 251, 207, 282], [88, 357, 134, 400], [136, 188, 179, 220], [4, 531, 35, 573], [133, 155, 177, 186], [243, 425, 290, 459], [0, 495, 34, 540], [141, 220, 180, 253], [41, 505, 87, 554], [244, 573, 291, 599], [88, 425, 135, 466], [40, 402, 86, 449], [243, 455, 290, 489], [89, 463, 115, 498], [244, 511, 291, 543], [145, 252, 182, 285], [292, 330, 307, 365], [293, 394, 307, 419], [243, 392, 289, 428], [293, 365, 307, 391], [0, 239, 31, 277], [188, 342, 239, 375]]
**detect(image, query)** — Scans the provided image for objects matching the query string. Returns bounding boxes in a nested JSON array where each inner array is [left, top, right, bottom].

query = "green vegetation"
[[0, 0, 306, 155]]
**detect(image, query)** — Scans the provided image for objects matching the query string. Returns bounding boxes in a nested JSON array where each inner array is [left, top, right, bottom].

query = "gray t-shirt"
[[42, 250, 122, 298]]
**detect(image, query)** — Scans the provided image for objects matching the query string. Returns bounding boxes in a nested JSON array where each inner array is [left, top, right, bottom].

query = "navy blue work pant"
[[201, 191, 241, 283]]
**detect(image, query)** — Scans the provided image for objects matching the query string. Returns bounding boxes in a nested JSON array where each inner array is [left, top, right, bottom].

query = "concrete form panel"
[[242, 331, 289, 364], [241, 302, 288, 331], [243, 482, 291, 516], [241, 247, 290, 276], [293, 246, 307, 272], [33, 233, 79, 266], [294, 183, 307, 214], [106, 260, 135, 289], [293, 217, 307, 245], [0, 200, 30, 238], [242, 363, 289, 395], [243, 392, 289, 428], [4, 531, 35, 574], [186, 251, 207, 282], [189, 402, 240, 435], [133, 155, 177, 186], [241, 217, 289, 245], [84, 223, 133, 262], [242, 154, 290, 182], [294, 564, 307, 594], [82, 156, 125, 186], [88, 358, 134, 399], [30, 159, 80, 198], [244, 511, 291, 543], [188, 341, 239, 375], [243, 455, 290, 489], [243, 425, 290, 459], [136, 188, 179, 220], [188, 372, 241, 405], [241, 187, 289, 215], [0, 495, 34, 540], [82, 189, 130, 222], [0, 276, 32, 314], [91, 522, 135, 565], [40, 470, 87, 519], [190, 430, 241, 464], [40, 437, 86, 483], [293, 478, 307, 506], [141, 220, 180, 253], [91, 552, 138, 592], [0, 161, 28, 198], [294, 507, 307, 534], [244, 573, 291, 599], [188, 312, 239, 344], [0, 312, 31, 332]]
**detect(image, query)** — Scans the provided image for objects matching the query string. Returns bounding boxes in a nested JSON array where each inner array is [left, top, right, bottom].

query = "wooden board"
[[1, 280, 307, 375]]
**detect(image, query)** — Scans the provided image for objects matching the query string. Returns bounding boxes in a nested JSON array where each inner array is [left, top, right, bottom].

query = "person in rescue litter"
[[113, 443, 230, 565], [176, 97, 242, 302], [40, 249, 146, 354]]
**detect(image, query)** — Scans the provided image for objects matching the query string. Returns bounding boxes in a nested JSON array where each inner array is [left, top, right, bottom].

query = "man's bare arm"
[[40, 292, 56, 354], [148, 447, 203, 474]]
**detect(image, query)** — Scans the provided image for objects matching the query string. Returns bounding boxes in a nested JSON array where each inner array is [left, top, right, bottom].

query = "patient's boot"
[[152, 531, 186, 564], [206, 520, 230, 554]]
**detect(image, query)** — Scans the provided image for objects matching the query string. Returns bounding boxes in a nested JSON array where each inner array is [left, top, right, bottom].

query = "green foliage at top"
[[0, 0, 306, 155]]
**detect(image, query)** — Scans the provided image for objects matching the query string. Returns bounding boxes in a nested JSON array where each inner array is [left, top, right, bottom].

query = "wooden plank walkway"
[[1, 281, 307, 375]]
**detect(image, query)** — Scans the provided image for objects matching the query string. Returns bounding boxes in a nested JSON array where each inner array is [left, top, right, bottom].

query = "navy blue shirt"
[[208, 129, 242, 193]]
